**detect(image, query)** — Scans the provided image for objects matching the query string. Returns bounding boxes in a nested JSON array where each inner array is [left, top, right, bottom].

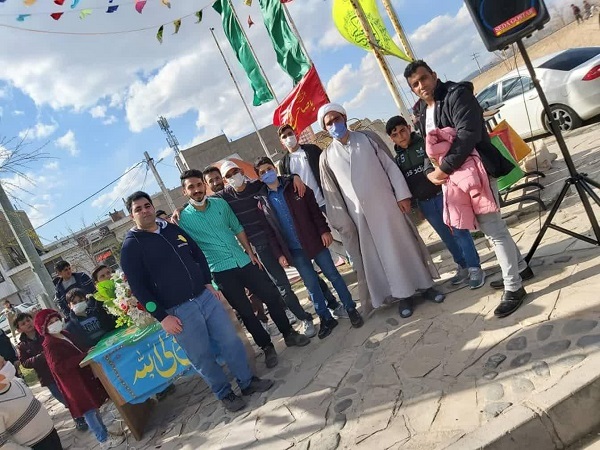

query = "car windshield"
[[538, 47, 600, 71]]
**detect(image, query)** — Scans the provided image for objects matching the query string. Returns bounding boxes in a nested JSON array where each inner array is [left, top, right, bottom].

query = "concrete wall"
[[181, 125, 285, 171]]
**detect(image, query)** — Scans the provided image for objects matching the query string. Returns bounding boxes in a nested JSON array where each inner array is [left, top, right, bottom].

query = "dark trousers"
[[33, 429, 63, 450], [214, 263, 292, 349]]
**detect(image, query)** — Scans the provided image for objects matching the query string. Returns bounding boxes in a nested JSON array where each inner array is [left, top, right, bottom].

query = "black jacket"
[[17, 332, 55, 387], [393, 132, 441, 201], [120, 219, 212, 321], [53, 272, 95, 317], [280, 144, 323, 192], [416, 80, 514, 178], [65, 298, 116, 347]]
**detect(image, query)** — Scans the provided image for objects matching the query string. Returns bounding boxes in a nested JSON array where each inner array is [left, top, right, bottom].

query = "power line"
[[35, 161, 144, 229], [471, 52, 483, 73]]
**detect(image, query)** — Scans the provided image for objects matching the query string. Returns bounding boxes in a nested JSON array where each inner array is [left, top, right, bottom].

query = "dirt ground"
[[472, 19, 600, 92]]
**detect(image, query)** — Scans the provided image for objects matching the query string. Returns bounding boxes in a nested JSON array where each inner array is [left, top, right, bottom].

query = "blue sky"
[[0, 0, 562, 243]]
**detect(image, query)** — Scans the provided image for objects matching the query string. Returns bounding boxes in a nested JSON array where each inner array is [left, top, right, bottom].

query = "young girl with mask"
[[0, 355, 63, 450], [34, 309, 125, 450]]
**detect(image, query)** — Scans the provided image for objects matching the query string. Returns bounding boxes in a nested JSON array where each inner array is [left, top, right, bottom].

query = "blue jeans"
[[83, 409, 108, 443], [166, 289, 253, 400], [290, 248, 356, 321], [418, 194, 481, 269], [46, 382, 66, 406]]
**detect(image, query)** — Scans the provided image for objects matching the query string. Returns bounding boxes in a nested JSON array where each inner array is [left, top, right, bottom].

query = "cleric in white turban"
[[317, 102, 444, 318]]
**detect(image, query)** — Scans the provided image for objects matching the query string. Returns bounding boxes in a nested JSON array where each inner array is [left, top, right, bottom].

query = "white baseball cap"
[[220, 160, 240, 178]]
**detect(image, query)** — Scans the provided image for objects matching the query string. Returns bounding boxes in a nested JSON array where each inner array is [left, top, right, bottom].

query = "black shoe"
[[74, 417, 88, 431], [283, 329, 310, 347], [398, 297, 414, 319], [490, 266, 534, 290], [221, 392, 246, 412], [241, 376, 274, 396], [494, 287, 527, 318], [318, 317, 338, 339], [422, 287, 445, 303], [263, 345, 278, 368], [348, 308, 364, 328]]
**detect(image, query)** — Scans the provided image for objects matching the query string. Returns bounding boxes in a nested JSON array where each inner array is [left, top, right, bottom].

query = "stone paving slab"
[[34, 123, 600, 449]]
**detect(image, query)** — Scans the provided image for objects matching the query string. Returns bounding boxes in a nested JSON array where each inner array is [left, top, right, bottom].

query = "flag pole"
[[227, 0, 280, 104], [210, 27, 273, 158], [282, 4, 313, 66], [380, 0, 417, 61], [347, 0, 411, 120]]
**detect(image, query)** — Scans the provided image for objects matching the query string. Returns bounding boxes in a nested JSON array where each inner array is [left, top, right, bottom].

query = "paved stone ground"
[[35, 123, 600, 450]]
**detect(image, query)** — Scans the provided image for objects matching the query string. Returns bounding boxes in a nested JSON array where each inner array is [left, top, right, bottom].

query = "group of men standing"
[[118, 59, 533, 413]]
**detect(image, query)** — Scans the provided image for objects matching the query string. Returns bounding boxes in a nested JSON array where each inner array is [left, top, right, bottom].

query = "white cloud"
[[92, 163, 147, 209], [103, 115, 117, 125], [89, 105, 107, 118], [18, 122, 58, 140], [157, 146, 174, 161], [55, 130, 79, 156], [13, 110, 25, 116], [318, 27, 347, 51], [44, 161, 60, 170]]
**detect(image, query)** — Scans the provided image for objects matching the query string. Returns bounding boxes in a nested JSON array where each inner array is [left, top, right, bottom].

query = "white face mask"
[[189, 197, 206, 207], [72, 302, 88, 315], [0, 361, 16, 384], [283, 135, 298, 149], [47, 321, 64, 335], [228, 173, 246, 189]]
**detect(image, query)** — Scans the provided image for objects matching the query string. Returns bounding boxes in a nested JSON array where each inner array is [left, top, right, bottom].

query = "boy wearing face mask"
[[0, 355, 64, 450], [34, 309, 124, 450], [65, 289, 116, 348]]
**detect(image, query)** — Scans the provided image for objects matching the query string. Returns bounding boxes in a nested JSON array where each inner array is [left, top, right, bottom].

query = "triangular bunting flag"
[[244, 0, 252, 5], [50, 12, 64, 20], [23, 0, 36, 6], [106, 5, 118, 12], [161, 0, 171, 8], [135, 0, 147, 13], [16, 14, 31, 21], [248, 15, 254, 27], [54, 0, 65, 5], [70, 0, 80, 8], [173, 19, 181, 34], [156, 25, 164, 43], [79, 8, 92, 19], [195, 10, 202, 22]]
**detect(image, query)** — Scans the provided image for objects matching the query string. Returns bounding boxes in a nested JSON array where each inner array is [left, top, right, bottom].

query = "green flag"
[[257, 0, 310, 84], [213, 0, 274, 106]]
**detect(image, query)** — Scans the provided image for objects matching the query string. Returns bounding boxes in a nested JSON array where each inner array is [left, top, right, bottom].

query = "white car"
[[476, 47, 600, 139], [0, 302, 42, 334]]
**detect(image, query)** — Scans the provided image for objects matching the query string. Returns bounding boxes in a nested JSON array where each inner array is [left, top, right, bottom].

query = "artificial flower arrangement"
[[92, 270, 156, 329]]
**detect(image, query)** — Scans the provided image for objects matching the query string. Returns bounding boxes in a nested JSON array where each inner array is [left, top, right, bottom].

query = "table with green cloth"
[[80, 323, 193, 440]]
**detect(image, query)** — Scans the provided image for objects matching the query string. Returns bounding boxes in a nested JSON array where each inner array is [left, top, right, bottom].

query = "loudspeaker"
[[464, 0, 550, 51]]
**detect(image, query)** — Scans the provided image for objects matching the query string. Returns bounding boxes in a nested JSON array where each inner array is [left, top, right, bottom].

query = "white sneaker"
[[331, 305, 349, 319], [101, 434, 125, 449], [285, 309, 298, 325], [302, 320, 317, 338]]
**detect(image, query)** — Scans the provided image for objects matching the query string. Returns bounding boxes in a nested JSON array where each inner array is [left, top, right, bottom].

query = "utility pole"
[[347, 0, 412, 120], [0, 181, 55, 309], [471, 52, 483, 73], [379, 0, 417, 61], [210, 27, 272, 158], [157, 116, 190, 173], [144, 151, 177, 213]]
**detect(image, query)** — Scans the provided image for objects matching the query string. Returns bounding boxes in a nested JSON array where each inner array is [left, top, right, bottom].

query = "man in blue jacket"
[[120, 191, 273, 412], [53, 261, 95, 317]]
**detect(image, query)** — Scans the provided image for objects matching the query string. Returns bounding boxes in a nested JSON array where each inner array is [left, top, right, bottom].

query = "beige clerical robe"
[[320, 130, 438, 315]]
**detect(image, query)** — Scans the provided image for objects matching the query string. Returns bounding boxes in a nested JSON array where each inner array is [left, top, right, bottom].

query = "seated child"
[[34, 309, 125, 450], [65, 288, 116, 348], [0, 355, 63, 450]]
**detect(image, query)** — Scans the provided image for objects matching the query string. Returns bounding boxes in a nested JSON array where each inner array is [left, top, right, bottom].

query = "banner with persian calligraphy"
[[82, 323, 193, 404], [272, 65, 329, 133]]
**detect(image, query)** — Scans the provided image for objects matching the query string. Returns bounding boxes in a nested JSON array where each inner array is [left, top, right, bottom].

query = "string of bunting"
[[0, 0, 207, 41]]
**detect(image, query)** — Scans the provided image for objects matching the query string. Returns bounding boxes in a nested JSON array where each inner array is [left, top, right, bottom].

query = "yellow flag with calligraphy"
[[332, 0, 411, 61]]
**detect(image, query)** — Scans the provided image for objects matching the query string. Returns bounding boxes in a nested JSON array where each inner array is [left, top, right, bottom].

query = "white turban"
[[317, 103, 346, 130]]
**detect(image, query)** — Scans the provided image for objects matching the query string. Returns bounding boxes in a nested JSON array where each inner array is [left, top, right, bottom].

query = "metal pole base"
[[525, 173, 600, 263]]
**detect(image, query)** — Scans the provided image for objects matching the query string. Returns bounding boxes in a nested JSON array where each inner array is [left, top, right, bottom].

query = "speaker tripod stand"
[[516, 39, 600, 262]]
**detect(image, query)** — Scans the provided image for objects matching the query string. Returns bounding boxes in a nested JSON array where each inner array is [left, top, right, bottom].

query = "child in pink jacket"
[[425, 127, 498, 230]]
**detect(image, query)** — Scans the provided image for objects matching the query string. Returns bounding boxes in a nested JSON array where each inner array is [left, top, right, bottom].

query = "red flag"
[[50, 12, 63, 20], [280, 0, 292, 3], [247, 15, 254, 27], [273, 65, 329, 133]]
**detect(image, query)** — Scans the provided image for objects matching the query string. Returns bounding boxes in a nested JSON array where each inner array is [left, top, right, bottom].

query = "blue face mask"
[[327, 121, 348, 140], [261, 169, 278, 184]]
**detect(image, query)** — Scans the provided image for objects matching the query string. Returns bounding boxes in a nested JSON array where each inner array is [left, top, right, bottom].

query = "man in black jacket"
[[120, 191, 273, 412], [53, 261, 95, 317], [404, 60, 533, 318]]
